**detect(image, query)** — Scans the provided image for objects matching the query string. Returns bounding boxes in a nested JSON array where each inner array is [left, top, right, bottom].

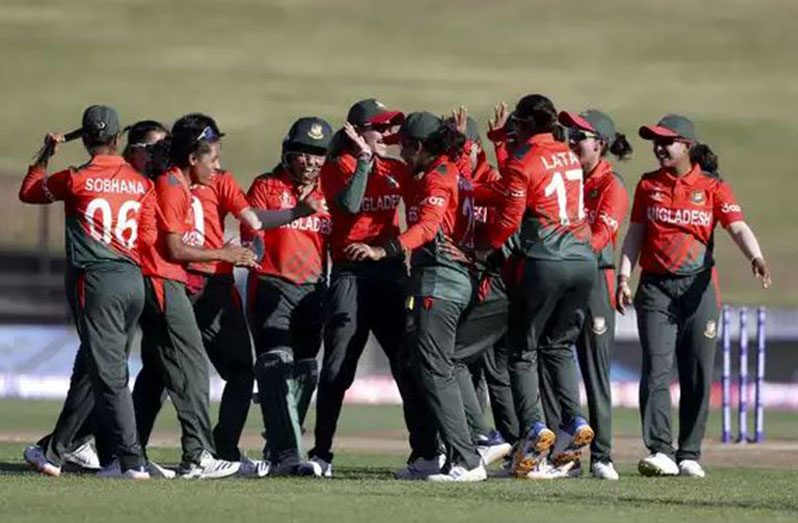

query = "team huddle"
[[18, 94, 771, 482]]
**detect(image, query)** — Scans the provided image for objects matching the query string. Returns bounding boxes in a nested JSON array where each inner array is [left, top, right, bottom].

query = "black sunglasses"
[[568, 129, 600, 142]]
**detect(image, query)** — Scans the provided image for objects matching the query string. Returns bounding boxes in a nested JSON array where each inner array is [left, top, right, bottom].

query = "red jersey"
[[321, 153, 410, 263], [243, 167, 331, 285], [139, 166, 194, 283], [19, 156, 155, 268], [630, 164, 744, 275], [187, 170, 250, 276], [584, 159, 629, 268], [471, 150, 501, 250], [489, 133, 593, 261]]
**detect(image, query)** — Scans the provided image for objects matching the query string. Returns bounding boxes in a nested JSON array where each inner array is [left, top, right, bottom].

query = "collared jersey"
[[489, 133, 593, 261], [399, 156, 475, 303], [584, 159, 629, 268], [243, 167, 331, 285], [321, 153, 410, 263], [630, 164, 744, 275], [139, 166, 194, 283], [19, 156, 155, 269], [187, 170, 250, 275]]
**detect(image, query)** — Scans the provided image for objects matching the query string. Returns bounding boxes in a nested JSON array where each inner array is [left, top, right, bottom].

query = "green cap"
[[558, 110, 617, 140], [81, 105, 120, 138], [346, 99, 404, 127], [399, 111, 442, 141], [283, 117, 334, 154], [639, 114, 698, 142]]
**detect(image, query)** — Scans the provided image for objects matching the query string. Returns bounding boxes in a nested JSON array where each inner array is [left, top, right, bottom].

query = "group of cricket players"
[[18, 93, 770, 482]]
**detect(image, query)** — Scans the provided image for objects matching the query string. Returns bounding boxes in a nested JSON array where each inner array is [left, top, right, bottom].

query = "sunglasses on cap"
[[568, 129, 600, 142], [194, 126, 222, 144], [652, 136, 691, 147]]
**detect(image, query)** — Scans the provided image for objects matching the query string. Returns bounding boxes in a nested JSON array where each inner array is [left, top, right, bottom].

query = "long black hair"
[[169, 113, 222, 168], [606, 133, 633, 161], [513, 94, 558, 138], [690, 143, 719, 176], [420, 119, 466, 159]]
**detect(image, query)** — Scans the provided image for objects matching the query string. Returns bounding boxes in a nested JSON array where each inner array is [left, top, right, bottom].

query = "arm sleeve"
[[217, 171, 250, 217], [138, 186, 158, 246], [334, 156, 371, 214], [156, 181, 190, 235], [397, 172, 453, 251], [590, 178, 630, 252], [19, 165, 71, 204], [488, 158, 529, 249], [629, 180, 647, 224], [714, 180, 745, 227]]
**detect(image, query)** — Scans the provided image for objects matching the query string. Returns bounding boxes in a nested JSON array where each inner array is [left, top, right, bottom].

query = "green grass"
[[1, 401, 798, 522], [1, 0, 797, 304]]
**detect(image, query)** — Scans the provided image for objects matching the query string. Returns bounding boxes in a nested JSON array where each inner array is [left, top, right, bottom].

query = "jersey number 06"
[[84, 198, 141, 249]]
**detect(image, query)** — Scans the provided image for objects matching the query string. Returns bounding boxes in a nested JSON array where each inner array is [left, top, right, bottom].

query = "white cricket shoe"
[[238, 455, 270, 478], [64, 440, 100, 470], [394, 455, 445, 480], [308, 456, 333, 478], [428, 464, 487, 482], [638, 452, 679, 477], [476, 431, 513, 467], [146, 460, 176, 479], [97, 459, 150, 480], [591, 461, 619, 480], [179, 450, 240, 479], [23, 445, 61, 477], [678, 460, 706, 478]]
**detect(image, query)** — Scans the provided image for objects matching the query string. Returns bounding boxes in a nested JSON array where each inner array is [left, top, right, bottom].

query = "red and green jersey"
[[242, 167, 331, 285], [321, 153, 410, 263], [139, 166, 194, 283], [489, 133, 593, 261], [187, 170, 250, 276], [19, 156, 155, 269], [584, 159, 629, 268], [630, 164, 744, 275], [399, 156, 475, 302]]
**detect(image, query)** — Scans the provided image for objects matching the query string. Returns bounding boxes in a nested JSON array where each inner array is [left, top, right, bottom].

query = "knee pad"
[[254, 350, 294, 382]]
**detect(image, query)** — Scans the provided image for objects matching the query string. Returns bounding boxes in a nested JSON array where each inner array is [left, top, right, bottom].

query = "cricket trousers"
[[248, 274, 325, 463], [133, 274, 254, 461], [41, 264, 146, 471], [311, 260, 412, 463], [635, 268, 719, 462], [407, 288, 482, 471], [540, 267, 616, 463], [509, 258, 595, 432], [454, 275, 519, 444], [133, 276, 215, 466]]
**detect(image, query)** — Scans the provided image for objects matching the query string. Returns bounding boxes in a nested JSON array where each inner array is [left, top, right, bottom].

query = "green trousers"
[[133, 275, 254, 461], [134, 277, 215, 465], [43, 264, 146, 471], [635, 269, 719, 462], [508, 258, 595, 432], [540, 267, 615, 463]]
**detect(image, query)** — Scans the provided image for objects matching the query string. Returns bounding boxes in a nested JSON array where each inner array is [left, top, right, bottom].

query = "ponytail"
[[146, 136, 172, 179], [32, 128, 81, 166], [607, 133, 633, 161], [690, 143, 719, 176]]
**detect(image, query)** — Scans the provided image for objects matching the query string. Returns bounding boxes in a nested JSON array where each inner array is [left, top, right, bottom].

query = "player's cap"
[[283, 117, 334, 154], [639, 114, 698, 142], [398, 111, 442, 141], [81, 105, 120, 138], [347, 99, 404, 127], [559, 110, 617, 141]]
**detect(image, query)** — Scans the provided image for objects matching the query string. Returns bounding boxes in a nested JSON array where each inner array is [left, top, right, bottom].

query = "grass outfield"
[[1, 0, 797, 305], [1, 401, 797, 523]]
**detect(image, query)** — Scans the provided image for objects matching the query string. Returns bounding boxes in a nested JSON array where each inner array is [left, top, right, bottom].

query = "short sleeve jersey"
[[18, 156, 155, 269], [243, 167, 331, 285], [139, 166, 194, 283], [630, 164, 744, 275], [320, 154, 410, 263], [584, 159, 629, 268], [187, 170, 250, 275]]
